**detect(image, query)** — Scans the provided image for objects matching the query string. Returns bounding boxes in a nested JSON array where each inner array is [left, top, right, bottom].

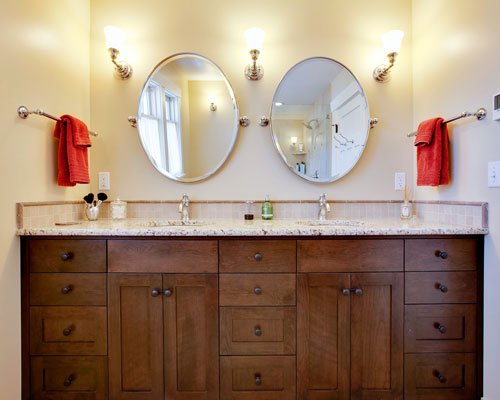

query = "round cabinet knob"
[[254, 374, 262, 385], [254, 253, 262, 261], [60, 252, 73, 261], [342, 288, 350, 296], [61, 286, 73, 295], [254, 326, 262, 336], [64, 374, 75, 387], [62, 327, 72, 336], [354, 288, 363, 296], [435, 250, 448, 259], [254, 287, 262, 295], [163, 289, 173, 297], [434, 323, 447, 334], [151, 289, 161, 297], [437, 283, 448, 293], [434, 371, 447, 384]]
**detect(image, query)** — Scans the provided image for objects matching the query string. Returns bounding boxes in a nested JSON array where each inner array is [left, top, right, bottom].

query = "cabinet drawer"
[[30, 307, 107, 355], [405, 272, 477, 304], [298, 239, 403, 272], [405, 239, 477, 271], [108, 239, 218, 273], [219, 274, 296, 306], [404, 353, 476, 400], [219, 240, 296, 273], [31, 356, 108, 400], [30, 273, 106, 306], [405, 305, 476, 353], [29, 240, 106, 273], [220, 307, 296, 355], [220, 356, 296, 400]]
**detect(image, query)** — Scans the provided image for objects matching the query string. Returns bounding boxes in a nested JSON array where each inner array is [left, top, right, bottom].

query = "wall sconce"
[[104, 26, 133, 80], [244, 28, 265, 80], [291, 137, 298, 146], [208, 95, 217, 111], [373, 30, 404, 82]]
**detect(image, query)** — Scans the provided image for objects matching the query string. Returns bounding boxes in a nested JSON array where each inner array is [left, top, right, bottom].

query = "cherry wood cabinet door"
[[108, 274, 164, 400], [163, 274, 219, 400], [350, 273, 404, 400], [297, 273, 350, 400]]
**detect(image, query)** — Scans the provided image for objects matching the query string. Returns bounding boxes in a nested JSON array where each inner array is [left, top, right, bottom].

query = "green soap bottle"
[[261, 195, 273, 220]]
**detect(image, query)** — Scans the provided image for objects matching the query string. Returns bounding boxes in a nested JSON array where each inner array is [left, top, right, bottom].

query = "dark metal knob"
[[342, 288, 350, 296], [437, 283, 448, 293], [435, 250, 448, 259], [61, 285, 73, 295], [151, 289, 161, 297], [434, 323, 447, 334], [254, 287, 262, 295], [64, 374, 75, 386], [163, 289, 173, 297], [60, 252, 73, 261], [434, 370, 447, 384], [254, 374, 262, 385], [62, 327, 72, 336], [354, 288, 363, 296], [254, 326, 262, 336], [254, 253, 262, 261]]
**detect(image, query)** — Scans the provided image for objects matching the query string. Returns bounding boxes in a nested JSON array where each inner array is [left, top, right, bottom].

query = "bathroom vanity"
[[19, 221, 485, 400]]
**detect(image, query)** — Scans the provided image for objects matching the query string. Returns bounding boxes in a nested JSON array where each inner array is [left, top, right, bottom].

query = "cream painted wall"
[[89, 0, 413, 200], [0, 0, 90, 398], [412, 1, 500, 398]]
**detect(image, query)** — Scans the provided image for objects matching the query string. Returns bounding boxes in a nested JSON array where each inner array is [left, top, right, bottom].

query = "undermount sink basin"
[[296, 219, 365, 227], [144, 220, 210, 227]]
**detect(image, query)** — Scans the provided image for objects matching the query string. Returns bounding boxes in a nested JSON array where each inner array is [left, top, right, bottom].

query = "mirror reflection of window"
[[164, 89, 183, 177]]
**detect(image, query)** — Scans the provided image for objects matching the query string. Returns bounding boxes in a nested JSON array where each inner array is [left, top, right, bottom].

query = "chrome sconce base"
[[373, 52, 397, 82], [210, 103, 217, 112], [109, 48, 133, 80], [239, 116, 250, 127], [245, 50, 264, 80]]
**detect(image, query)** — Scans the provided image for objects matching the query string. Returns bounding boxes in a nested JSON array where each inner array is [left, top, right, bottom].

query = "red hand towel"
[[415, 117, 449, 186], [53, 115, 92, 186]]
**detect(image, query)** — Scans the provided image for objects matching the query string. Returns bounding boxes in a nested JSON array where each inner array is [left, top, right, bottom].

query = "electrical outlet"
[[98, 172, 110, 190], [488, 162, 500, 187], [395, 172, 406, 190]]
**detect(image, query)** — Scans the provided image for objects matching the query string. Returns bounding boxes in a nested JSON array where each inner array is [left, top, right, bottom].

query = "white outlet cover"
[[488, 162, 500, 187], [395, 172, 406, 190], [98, 172, 110, 190]]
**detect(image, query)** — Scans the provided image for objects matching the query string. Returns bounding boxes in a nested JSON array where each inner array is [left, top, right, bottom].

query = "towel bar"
[[407, 108, 486, 137], [17, 106, 98, 137]]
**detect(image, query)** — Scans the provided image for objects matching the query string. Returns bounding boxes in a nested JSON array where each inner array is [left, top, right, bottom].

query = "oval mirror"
[[270, 57, 370, 183], [137, 53, 239, 182]]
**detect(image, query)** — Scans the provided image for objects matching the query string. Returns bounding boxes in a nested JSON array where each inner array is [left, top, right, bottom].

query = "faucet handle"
[[319, 193, 327, 202], [182, 193, 189, 204]]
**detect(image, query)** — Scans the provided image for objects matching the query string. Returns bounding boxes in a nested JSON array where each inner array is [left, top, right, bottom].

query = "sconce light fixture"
[[291, 137, 298, 146], [373, 30, 404, 82], [208, 95, 217, 111], [104, 26, 133, 80], [244, 27, 265, 80]]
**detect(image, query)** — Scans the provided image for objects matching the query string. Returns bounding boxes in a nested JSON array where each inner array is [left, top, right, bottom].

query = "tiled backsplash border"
[[17, 200, 488, 230]]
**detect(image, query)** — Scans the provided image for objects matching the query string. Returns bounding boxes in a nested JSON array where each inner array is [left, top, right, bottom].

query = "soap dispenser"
[[261, 195, 273, 220]]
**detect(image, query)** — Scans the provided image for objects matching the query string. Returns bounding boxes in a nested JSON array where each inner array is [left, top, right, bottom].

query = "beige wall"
[[412, 1, 500, 397], [0, 0, 90, 397], [89, 0, 413, 200]]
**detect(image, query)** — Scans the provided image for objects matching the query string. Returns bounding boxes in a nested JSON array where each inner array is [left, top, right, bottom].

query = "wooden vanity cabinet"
[[21, 236, 484, 400]]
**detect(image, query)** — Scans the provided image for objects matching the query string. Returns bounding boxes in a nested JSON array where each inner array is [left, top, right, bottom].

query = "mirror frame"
[[270, 56, 371, 183], [137, 52, 240, 183]]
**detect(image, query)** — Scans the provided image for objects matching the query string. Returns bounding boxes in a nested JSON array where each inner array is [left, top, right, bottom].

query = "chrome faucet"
[[319, 193, 331, 221], [178, 194, 190, 222]]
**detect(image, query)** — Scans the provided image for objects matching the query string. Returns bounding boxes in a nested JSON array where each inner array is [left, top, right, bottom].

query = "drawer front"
[[298, 239, 404, 272], [219, 240, 296, 273], [405, 272, 477, 304], [31, 356, 108, 400], [404, 353, 476, 400], [405, 305, 476, 353], [220, 307, 296, 355], [29, 239, 106, 273], [108, 239, 218, 273], [30, 274, 106, 306], [30, 307, 107, 355], [220, 356, 296, 400], [405, 239, 477, 271], [219, 274, 296, 306]]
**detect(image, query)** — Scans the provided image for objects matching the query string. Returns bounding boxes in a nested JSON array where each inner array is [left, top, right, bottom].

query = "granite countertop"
[[17, 218, 489, 237]]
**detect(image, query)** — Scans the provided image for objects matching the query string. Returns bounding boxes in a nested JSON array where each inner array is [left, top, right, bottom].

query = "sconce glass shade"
[[382, 30, 404, 55], [104, 26, 126, 50], [291, 137, 298, 144], [245, 28, 265, 52], [208, 95, 217, 104]]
